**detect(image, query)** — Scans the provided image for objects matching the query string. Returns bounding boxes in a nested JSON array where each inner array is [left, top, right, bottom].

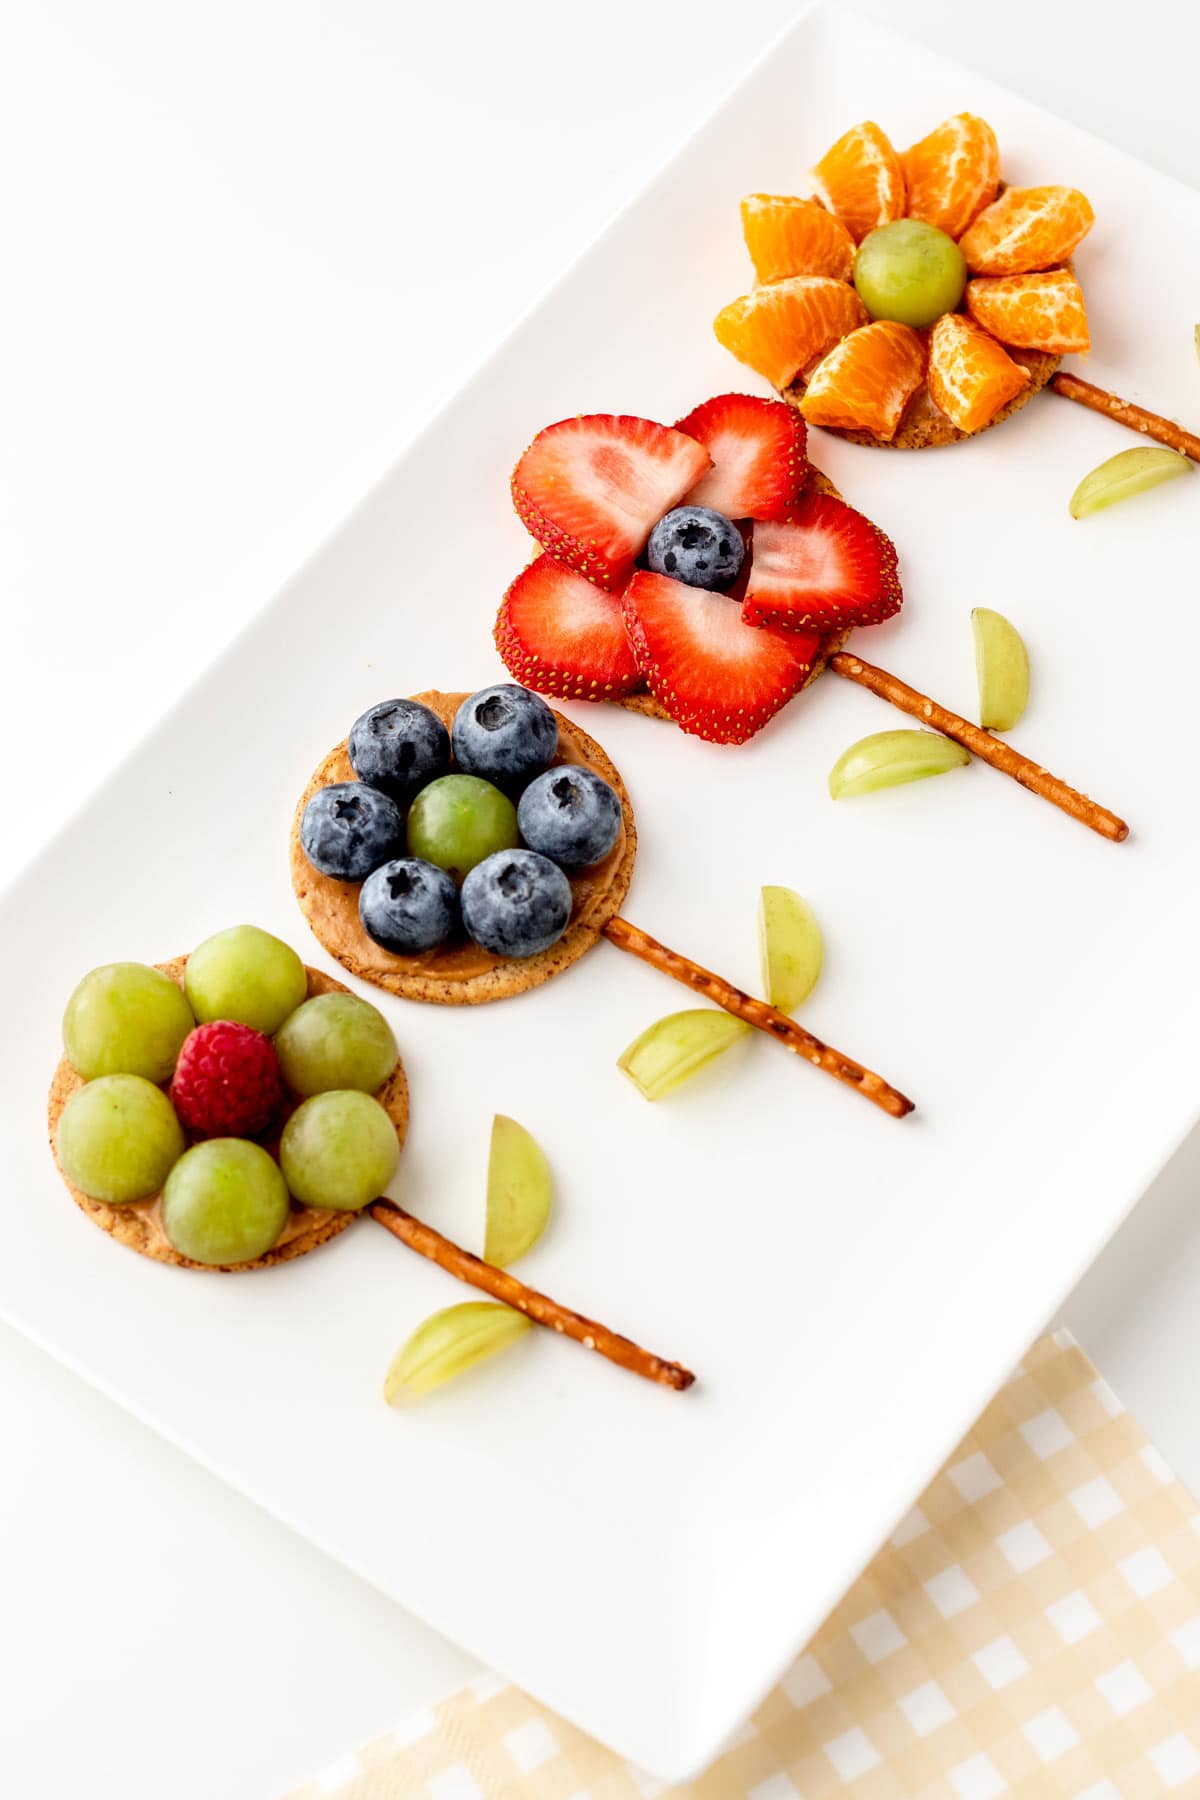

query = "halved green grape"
[[273, 993, 398, 1097], [63, 962, 195, 1082], [161, 1138, 290, 1264], [484, 1115, 552, 1268], [406, 774, 519, 883], [828, 730, 970, 799], [758, 887, 822, 1015], [56, 1074, 186, 1203], [972, 607, 1030, 732], [384, 1302, 532, 1404], [853, 220, 966, 329], [618, 1009, 750, 1102], [1069, 446, 1192, 519], [279, 1089, 399, 1211], [185, 925, 307, 1036]]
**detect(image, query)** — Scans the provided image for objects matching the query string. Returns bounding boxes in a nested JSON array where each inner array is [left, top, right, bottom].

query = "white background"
[[3, 2, 1200, 1795]]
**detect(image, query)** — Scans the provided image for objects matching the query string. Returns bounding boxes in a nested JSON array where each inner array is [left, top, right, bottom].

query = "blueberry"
[[348, 698, 450, 806], [359, 858, 459, 954], [460, 849, 572, 960], [645, 506, 744, 592], [300, 783, 405, 882], [517, 766, 622, 870], [452, 684, 558, 790]]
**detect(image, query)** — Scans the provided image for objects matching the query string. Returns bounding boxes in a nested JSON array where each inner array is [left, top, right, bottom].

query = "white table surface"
[[3, 2, 1199, 1794]]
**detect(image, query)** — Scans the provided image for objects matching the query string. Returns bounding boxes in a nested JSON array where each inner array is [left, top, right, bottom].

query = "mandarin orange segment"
[[741, 194, 856, 284], [799, 321, 926, 441], [902, 113, 1000, 239], [927, 313, 1031, 433], [966, 268, 1089, 354], [713, 277, 868, 390], [958, 185, 1094, 275], [809, 121, 906, 242]]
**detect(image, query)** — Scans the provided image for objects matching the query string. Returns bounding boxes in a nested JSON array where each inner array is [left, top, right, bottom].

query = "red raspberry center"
[[170, 1021, 284, 1140]]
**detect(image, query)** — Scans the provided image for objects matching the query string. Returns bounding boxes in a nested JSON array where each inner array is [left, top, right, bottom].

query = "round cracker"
[[47, 959, 409, 1272], [291, 691, 637, 1006], [615, 466, 850, 723]]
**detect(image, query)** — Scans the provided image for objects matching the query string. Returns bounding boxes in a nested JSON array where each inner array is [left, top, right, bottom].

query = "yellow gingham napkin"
[[285, 1332, 1200, 1799]]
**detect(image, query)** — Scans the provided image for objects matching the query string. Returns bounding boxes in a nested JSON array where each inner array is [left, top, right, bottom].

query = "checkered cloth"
[[285, 1333, 1200, 1799]]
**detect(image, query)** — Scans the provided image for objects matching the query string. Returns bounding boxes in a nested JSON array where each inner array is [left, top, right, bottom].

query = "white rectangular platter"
[[3, 5, 1200, 1779]]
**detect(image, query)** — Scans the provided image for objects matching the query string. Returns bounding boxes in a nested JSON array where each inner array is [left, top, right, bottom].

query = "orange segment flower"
[[810, 121, 906, 242], [966, 269, 1090, 354], [799, 321, 925, 441], [717, 115, 1095, 442], [902, 113, 999, 238], [928, 314, 1030, 434]]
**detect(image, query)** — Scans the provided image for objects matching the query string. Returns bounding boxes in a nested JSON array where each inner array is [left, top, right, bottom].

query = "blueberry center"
[[551, 776, 579, 813], [645, 505, 743, 593], [334, 795, 363, 821], [477, 697, 512, 732], [387, 869, 416, 900]]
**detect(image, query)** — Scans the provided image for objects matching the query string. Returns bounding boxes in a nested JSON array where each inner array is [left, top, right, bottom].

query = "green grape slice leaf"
[[972, 607, 1030, 733], [1069, 446, 1192, 519], [484, 1115, 552, 1269], [758, 886, 823, 1014], [828, 730, 970, 799], [384, 1303, 532, 1404], [618, 1009, 750, 1102]]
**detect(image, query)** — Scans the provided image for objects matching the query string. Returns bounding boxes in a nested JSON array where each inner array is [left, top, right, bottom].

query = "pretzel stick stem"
[[829, 652, 1128, 844], [368, 1200, 695, 1392], [602, 915, 914, 1119], [1050, 373, 1200, 463]]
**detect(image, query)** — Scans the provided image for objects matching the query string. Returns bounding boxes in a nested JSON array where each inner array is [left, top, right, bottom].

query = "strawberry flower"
[[714, 114, 1094, 444], [495, 394, 901, 745]]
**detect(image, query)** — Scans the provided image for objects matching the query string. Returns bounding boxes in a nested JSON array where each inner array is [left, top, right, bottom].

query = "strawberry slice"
[[621, 569, 819, 744], [495, 554, 641, 699], [742, 493, 901, 633], [675, 393, 808, 522], [512, 415, 711, 590]]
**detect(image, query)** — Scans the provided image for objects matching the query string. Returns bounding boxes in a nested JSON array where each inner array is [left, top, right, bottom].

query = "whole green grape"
[[56, 1074, 186, 1203], [274, 993, 398, 1096], [854, 220, 966, 329], [406, 775, 519, 882], [185, 925, 307, 1035], [63, 962, 195, 1082], [161, 1139, 290, 1264], [280, 1090, 399, 1210]]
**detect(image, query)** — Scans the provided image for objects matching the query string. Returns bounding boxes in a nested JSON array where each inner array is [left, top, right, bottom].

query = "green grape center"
[[407, 775, 519, 882], [853, 220, 966, 329]]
